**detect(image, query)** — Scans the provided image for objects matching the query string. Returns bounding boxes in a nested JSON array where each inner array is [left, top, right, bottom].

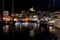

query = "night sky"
[[56, 0, 60, 6], [0, 0, 60, 13]]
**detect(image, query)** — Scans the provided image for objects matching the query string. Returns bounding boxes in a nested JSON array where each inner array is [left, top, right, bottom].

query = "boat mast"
[[12, 0, 14, 13]]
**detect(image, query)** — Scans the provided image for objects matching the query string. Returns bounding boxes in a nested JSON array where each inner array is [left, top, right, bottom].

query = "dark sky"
[[0, 0, 60, 13], [0, 0, 3, 13], [14, 0, 49, 12], [56, 0, 60, 7]]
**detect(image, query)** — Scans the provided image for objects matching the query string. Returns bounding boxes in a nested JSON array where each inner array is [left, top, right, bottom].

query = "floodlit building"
[[3, 11, 9, 17]]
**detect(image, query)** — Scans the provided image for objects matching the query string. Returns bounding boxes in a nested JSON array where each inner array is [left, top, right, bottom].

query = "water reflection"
[[0, 20, 58, 40]]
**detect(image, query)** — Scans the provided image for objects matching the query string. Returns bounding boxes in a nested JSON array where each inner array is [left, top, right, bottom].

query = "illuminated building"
[[30, 6, 35, 12], [3, 11, 10, 21], [52, 11, 60, 18], [27, 6, 35, 15], [3, 11, 9, 17]]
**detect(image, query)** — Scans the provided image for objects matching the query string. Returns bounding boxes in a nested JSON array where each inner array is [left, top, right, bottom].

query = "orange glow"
[[14, 18, 18, 21], [3, 16, 10, 21], [24, 18, 29, 22]]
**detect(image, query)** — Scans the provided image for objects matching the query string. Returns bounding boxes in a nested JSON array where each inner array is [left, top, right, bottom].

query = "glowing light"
[[31, 18, 38, 21], [14, 18, 18, 21], [3, 25, 9, 32], [29, 29, 35, 37], [48, 20, 55, 24], [25, 22, 28, 26], [30, 7, 35, 11], [49, 26, 55, 32], [15, 22, 20, 26], [3, 16, 10, 21], [24, 18, 29, 21], [22, 22, 28, 26]]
